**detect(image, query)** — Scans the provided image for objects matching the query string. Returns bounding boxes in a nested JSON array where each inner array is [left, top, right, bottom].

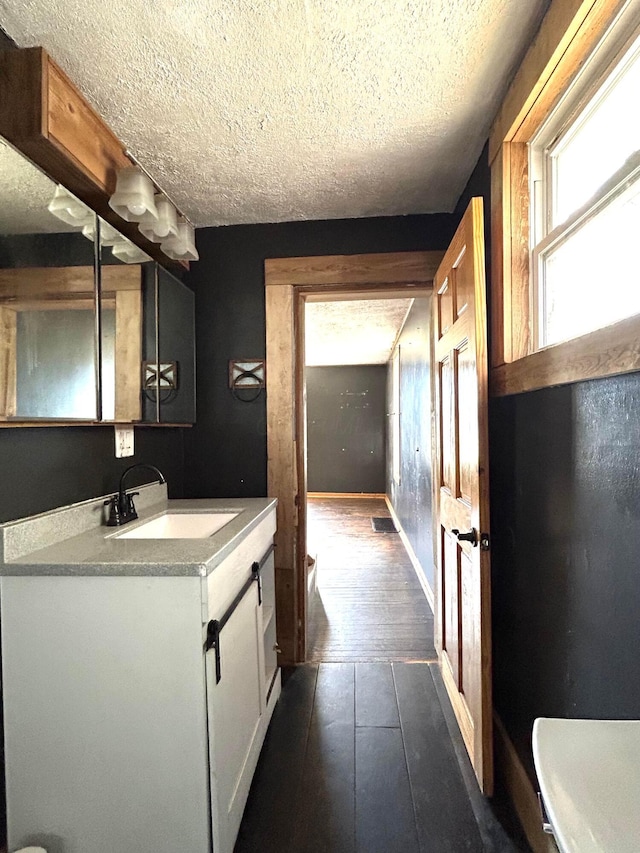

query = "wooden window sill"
[[490, 313, 640, 396]]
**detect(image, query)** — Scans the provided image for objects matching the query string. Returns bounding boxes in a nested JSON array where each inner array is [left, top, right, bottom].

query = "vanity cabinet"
[[0, 502, 280, 853], [204, 514, 279, 853]]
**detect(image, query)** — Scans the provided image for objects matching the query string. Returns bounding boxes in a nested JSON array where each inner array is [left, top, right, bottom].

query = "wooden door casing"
[[433, 197, 493, 794], [265, 252, 443, 665]]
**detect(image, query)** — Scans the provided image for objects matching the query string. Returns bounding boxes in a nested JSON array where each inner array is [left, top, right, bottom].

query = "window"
[[530, 26, 640, 348], [490, 0, 640, 395]]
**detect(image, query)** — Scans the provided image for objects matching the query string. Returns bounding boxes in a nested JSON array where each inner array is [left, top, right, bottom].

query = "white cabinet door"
[[260, 550, 278, 700], [206, 581, 264, 853]]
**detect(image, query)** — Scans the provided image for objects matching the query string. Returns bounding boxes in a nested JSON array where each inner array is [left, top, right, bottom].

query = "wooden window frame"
[[489, 0, 640, 396]]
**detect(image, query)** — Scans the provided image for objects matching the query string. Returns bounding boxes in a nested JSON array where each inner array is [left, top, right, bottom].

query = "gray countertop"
[[0, 491, 277, 577]]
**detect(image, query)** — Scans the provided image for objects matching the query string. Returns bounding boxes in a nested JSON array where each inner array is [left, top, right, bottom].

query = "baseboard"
[[307, 492, 386, 499], [385, 496, 434, 613], [493, 713, 559, 853], [307, 553, 317, 600]]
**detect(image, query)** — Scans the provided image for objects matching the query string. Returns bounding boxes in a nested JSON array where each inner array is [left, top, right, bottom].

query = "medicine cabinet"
[[0, 139, 195, 425]]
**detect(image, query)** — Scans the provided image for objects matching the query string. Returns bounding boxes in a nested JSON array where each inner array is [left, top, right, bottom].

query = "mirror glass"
[[97, 218, 155, 423], [0, 137, 99, 421], [99, 242, 195, 425]]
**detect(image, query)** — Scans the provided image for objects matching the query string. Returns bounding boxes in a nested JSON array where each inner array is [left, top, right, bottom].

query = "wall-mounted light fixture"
[[108, 168, 158, 222], [143, 361, 179, 391], [139, 194, 179, 243], [108, 151, 199, 262], [143, 361, 179, 405], [81, 219, 120, 246], [47, 185, 94, 227], [228, 359, 266, 403], [111, 237, 151, 264], [161, 220, 198, 261]]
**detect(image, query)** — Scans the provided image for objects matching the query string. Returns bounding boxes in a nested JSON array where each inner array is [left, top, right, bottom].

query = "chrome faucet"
[[105, 464, 167, 527]]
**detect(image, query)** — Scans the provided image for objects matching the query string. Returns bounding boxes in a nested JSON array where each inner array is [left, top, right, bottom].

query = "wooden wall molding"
[[308, 492, 387, 499], [489, 0, 633, 388], [264, 251, 442, 287], [493, 714, 558, 853], [265, 250, 442, 665], [0, 265, 143, 423], [385, 496, 435, 613], [491, 312, 640, 396], [0, 47, 186, 273], [489, 0, 626, 163], [0, 265, 140, 300]]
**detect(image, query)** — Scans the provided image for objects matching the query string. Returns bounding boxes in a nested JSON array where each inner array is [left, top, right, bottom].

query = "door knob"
[[452, 527, 478, 546]]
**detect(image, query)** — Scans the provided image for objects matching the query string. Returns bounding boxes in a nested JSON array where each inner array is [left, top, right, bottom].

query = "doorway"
[[265, 200, 492, 797], [303, 293, 435, 662], [264, 251, 442, 664]]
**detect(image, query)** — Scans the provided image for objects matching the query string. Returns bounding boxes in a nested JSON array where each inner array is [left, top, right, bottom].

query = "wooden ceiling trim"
[[0, 47, 187, 273]]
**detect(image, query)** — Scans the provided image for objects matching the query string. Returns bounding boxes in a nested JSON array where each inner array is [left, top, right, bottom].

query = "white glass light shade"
[[47, 185, 94, 227], [111, 238, 151, 264], [139, 194, 178, 242], [108, 168, 158, 222], [81, 219, 120, 246], [161, 220, 199, 261]]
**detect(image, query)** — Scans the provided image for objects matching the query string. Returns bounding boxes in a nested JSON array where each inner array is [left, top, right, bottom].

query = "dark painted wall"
[[157, 266, 196, 424], [0, 426, 185, 523], [387, 298, 433, 590], [306, 365, 386, 493], [491, 376, 640, 775], [459, 144, 640, 780], [183, 214, 455, 498]]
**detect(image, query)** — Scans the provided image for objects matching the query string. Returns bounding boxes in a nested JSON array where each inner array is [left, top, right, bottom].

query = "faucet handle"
[[126, 492, 140, 520], [104, 496, 121, 527]]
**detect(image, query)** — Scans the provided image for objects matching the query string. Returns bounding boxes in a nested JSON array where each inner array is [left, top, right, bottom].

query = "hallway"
[[306, 497, 435, 662], [235, 498, 528, 852]]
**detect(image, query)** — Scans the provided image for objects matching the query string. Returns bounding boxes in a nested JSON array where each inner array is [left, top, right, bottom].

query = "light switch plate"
[[115, 426, 134, 458]]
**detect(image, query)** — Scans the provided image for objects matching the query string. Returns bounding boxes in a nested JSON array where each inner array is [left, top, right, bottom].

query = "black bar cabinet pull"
[[205, 619, 221, 682], [204, 543, 275, 683]]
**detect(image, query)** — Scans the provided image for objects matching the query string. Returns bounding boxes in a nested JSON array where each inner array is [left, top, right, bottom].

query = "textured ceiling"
[[306, 298, 413, 365], [0, 0, 549, 227], [0, 140, 74, 234]]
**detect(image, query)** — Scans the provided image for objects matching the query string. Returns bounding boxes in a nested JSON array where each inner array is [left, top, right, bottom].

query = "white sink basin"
[[533, 718, 640, 853], [115, 512, 239, 539]]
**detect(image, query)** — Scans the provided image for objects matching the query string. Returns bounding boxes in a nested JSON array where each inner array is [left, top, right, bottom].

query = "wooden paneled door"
[[433, 197, 493, 794]]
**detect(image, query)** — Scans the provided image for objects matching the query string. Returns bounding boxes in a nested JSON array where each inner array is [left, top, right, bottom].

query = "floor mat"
[[371, 516, 396, 532]]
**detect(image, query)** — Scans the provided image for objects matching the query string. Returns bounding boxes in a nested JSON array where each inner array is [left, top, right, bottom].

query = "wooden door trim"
[[265, 250, 443, 665]]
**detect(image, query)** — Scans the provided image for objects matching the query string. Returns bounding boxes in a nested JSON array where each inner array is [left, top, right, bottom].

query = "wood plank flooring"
[[235, 497, 530, 852], [236, 662, 529, 852], [306, 497, 436, 662]]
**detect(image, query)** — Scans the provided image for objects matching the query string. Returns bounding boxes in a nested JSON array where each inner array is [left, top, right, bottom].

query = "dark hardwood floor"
[[236, 663, 529, 852], [306, 497, 436, 662], [235, 497, 530, 852]]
